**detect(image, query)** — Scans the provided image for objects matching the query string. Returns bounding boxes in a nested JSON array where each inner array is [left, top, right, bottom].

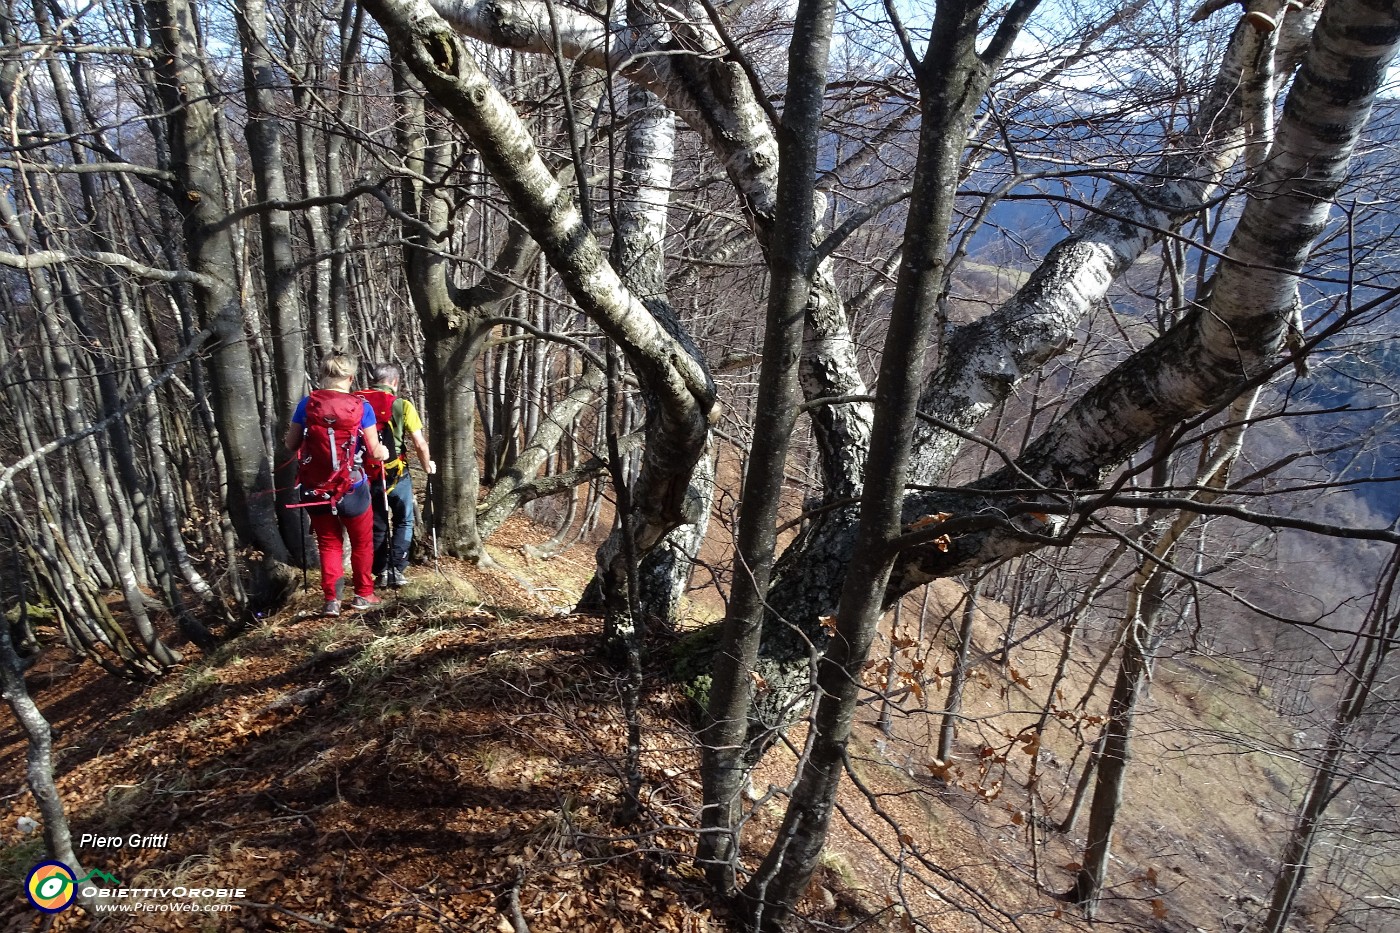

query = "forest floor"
[[0, 514, 1321, 932]]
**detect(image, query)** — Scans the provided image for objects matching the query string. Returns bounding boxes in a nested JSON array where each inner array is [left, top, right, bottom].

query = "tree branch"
[[0, 249, 217, 287], [0, 330, 214, 498]]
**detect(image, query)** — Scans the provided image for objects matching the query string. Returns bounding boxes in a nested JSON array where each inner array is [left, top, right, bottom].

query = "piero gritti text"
[[79, 832, 171, 850]]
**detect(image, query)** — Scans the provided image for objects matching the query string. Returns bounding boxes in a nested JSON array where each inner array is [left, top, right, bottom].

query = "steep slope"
[[0, 516, 1346, 932]]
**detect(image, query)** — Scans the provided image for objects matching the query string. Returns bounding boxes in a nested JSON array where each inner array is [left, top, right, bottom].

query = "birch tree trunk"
[[367, 0, 716, 611], [611, 78, 713, 624], [351, 2, 1400, 923], [429, 0, 874, 491], [754, 3, 1322, 694], [861, 0, 1396, 630]]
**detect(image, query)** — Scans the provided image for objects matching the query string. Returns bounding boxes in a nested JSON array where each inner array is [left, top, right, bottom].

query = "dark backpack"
[[289, 390, 366, 512], [354, 388, 404, 482]]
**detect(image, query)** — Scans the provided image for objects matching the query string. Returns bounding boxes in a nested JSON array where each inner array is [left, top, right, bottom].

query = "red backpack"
[[288, 390, 366, 512], [354, 388, 404, 482]]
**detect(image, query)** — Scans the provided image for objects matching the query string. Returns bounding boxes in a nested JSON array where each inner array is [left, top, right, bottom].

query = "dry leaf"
[[1151, 898, 1168, 920], [927, 759, 956, 780], [908, 511, 953, 530]]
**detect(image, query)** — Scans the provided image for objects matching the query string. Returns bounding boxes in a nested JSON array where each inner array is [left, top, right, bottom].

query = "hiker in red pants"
[[284, 352, 390, 616]]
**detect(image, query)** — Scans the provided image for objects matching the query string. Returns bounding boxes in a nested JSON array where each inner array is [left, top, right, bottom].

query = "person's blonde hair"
[[318, 351, 358, 385]]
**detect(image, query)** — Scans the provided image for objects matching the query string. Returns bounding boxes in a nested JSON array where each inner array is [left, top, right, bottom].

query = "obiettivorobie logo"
[[25, 862, 121, 913], [25, 860, 245, 916]]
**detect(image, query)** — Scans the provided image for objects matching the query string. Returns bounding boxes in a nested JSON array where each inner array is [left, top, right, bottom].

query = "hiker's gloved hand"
[[374, 443, 390, 461], [425, 460, 437, 475]]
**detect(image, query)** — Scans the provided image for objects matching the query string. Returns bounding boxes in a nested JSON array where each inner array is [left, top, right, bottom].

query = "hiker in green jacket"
[[355, 364, 436, 588]]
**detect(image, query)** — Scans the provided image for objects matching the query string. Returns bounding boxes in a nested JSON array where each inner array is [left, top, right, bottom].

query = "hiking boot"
[[374, 572, 387, 588], [350, 594, 381, 611], [387, 568, 408, 589], [321, 600, 341, 617]]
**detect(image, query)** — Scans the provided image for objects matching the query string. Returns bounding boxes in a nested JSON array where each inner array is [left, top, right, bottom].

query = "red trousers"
[[309, 507, 374, 601]]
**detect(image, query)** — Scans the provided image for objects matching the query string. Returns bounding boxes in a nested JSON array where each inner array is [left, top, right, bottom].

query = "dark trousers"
[[370, 472, 415, 575]]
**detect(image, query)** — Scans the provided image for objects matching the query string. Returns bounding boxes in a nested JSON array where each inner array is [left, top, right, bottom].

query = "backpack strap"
[[384, 396, 410, 483]]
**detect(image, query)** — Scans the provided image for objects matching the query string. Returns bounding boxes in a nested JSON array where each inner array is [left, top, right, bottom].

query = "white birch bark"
[[613, 78, 717, 618], [430, 0, 873, 493], [719, 0, 1399, 750], [615, 83, 673, 304], [908, 2, 1320, 484], [365, 0, 716, 568], [895, 0, 1400, 592]]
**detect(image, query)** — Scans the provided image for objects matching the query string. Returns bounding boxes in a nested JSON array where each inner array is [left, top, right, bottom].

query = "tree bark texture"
[[741, 4, 1040, 925], [237, 0, 310, 557], [0, 548, 88, 901], [430, 0, 874, 494], [610, 77, 713, 624], [145, 0, 292, 580], [692, 0, 841, 890]]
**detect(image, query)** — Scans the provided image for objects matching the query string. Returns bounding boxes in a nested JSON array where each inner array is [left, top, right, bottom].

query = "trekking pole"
[[425, 474, 440, 575], [382, 470, 393, 573], [298, 511, 308, 593]]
